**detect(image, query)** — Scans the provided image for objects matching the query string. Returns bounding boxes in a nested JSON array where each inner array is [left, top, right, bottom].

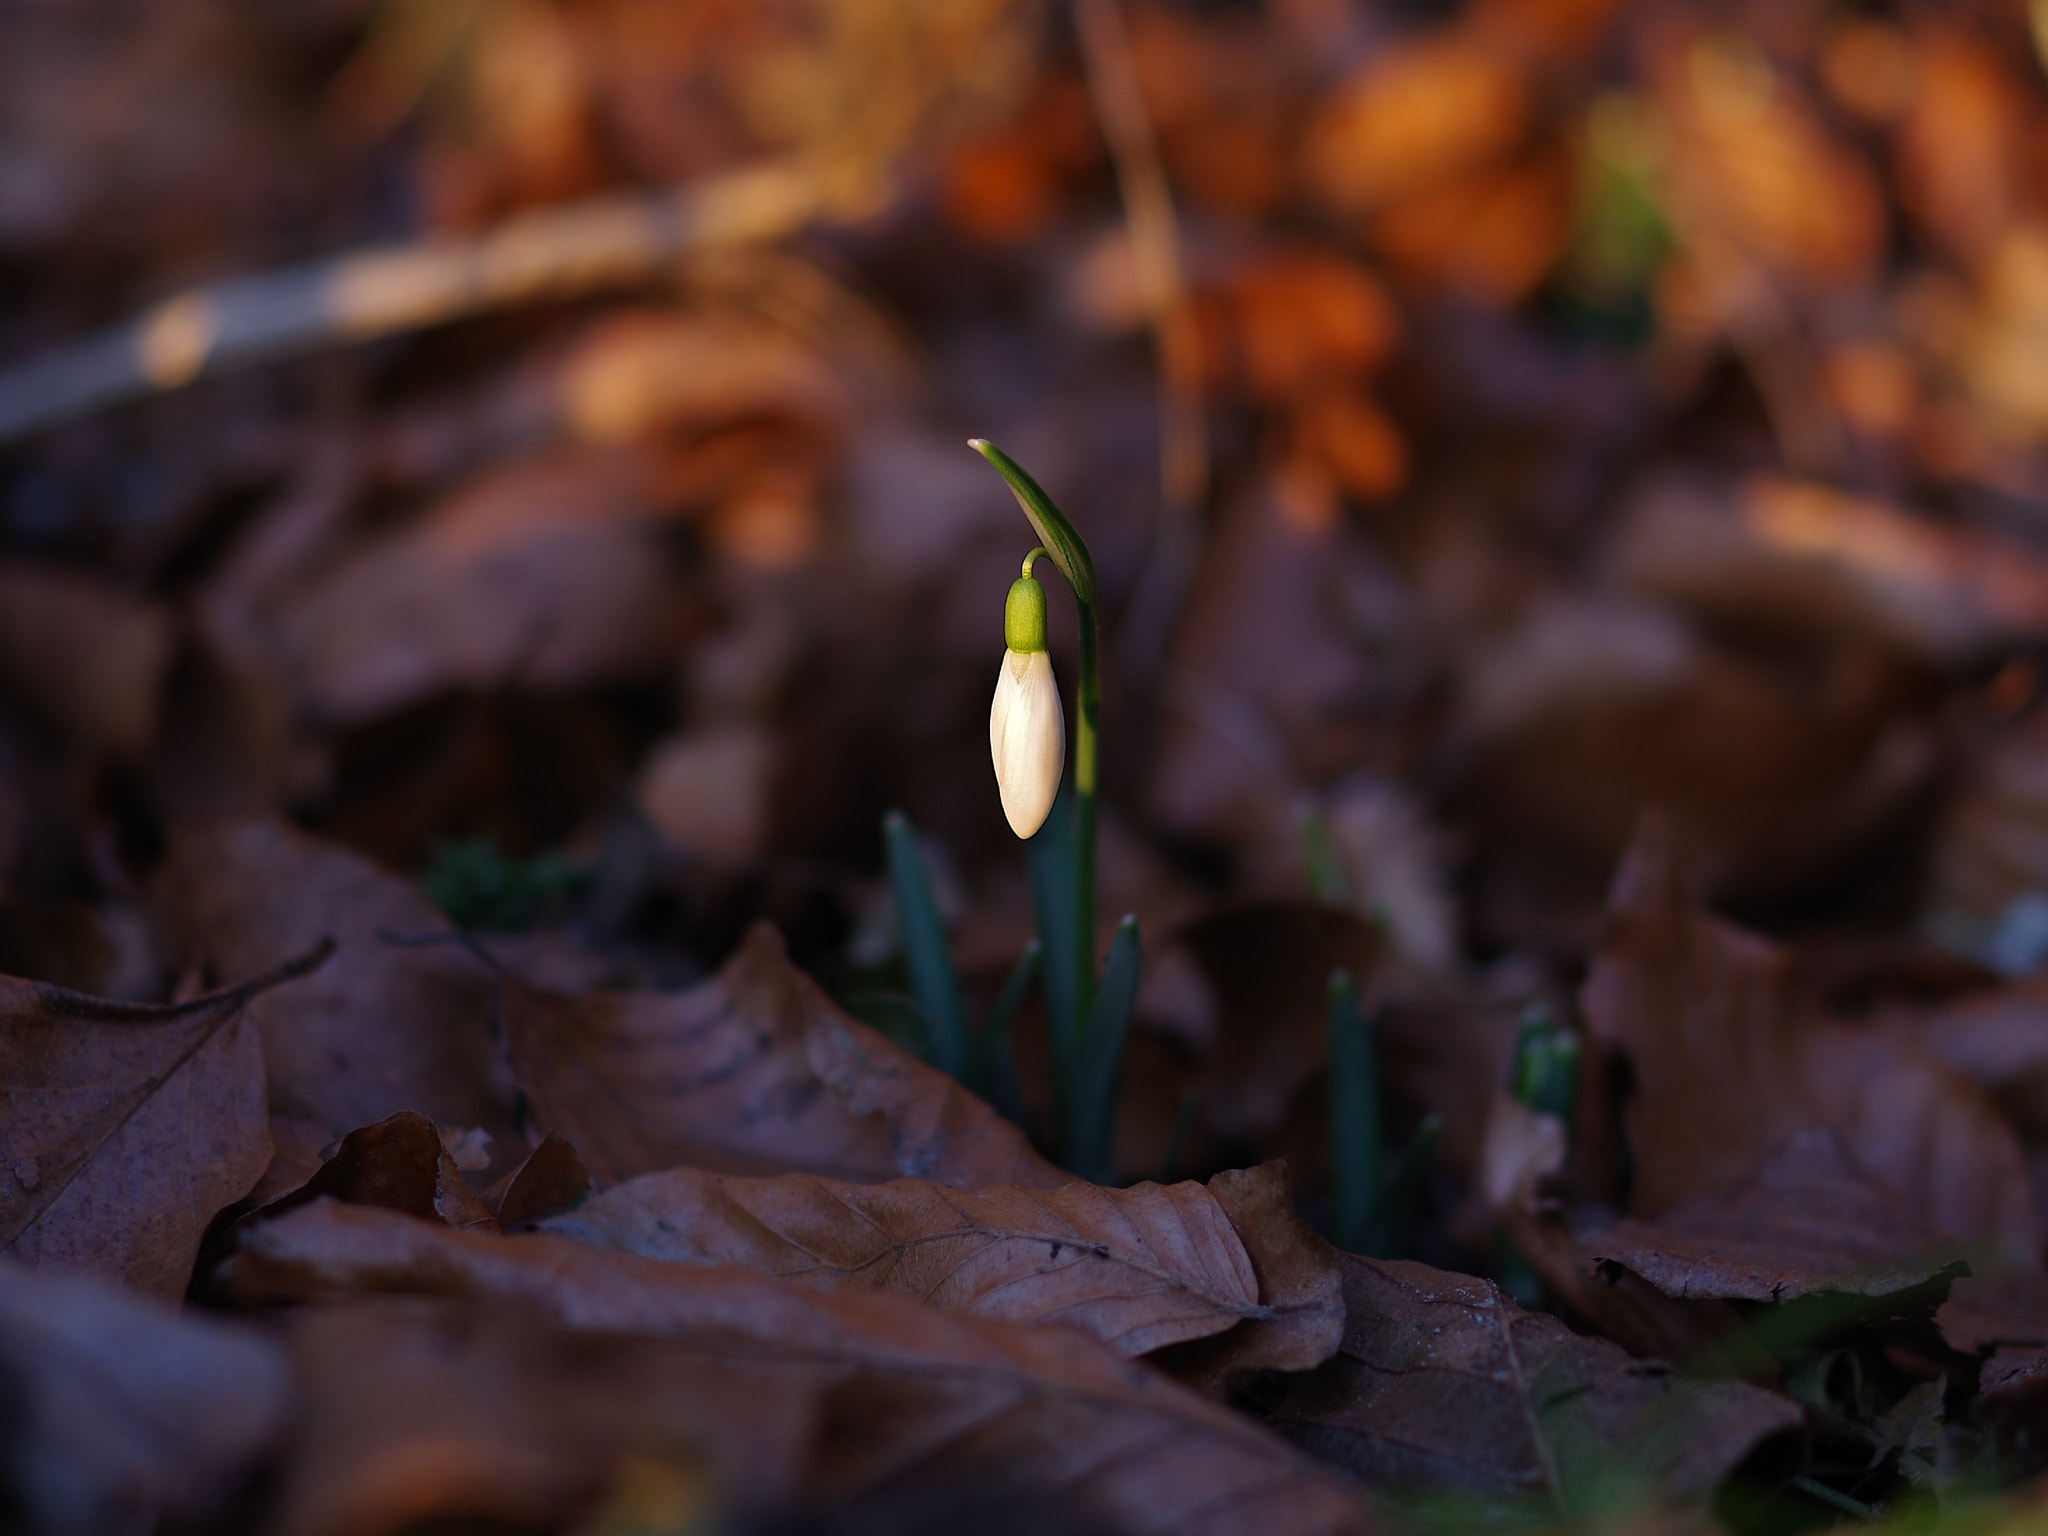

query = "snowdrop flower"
[[989, 555, 1064, 838]]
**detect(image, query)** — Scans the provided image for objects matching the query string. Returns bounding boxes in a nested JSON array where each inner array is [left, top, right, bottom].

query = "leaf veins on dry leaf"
[[154, 818, 525, 1197], [0, 938, 329, 1293], [545, 1163, 1264, 1358], [1262, 1252, 1804, 1509], [501, 921, 1065, 1190], [223, 1200, 1376, 1536]]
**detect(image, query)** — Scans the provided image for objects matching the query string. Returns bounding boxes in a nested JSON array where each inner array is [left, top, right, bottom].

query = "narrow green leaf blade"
[[883, 810, 968, 1077], [1028, 770, 1080, 1071], [1066, 914, 1140, 1183], [841, 989, 936, 1061], [969, 439, 1098, 607], [1368, 1113, 1441, 1258], [1327, 967, 1380, 1253], [969, 939, 1039, 1130]]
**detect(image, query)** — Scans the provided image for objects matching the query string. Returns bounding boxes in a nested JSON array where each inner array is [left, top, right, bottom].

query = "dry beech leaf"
[[1583, 1129, 1968, 1305], [269, 449, 695, 729], [0, 1257, 292, 1536], [155, 819, 523, 1196], [1936, 1273, 2048, 1408], [0, 561, 175, 758], [270, 1296, 800, 1536], [484, 1132, 593, 1225], [1264, 1253, 1804, 1505], [1151, 1162, 1346, 1397], [543, 1164, 1262, 1358], [0, 940, 328, 1294], [258, 1110, 498, 1233], [1610, 474, 2048, 666], [225, 1202, 1377, 1536], [1582, 814, 2040, 1266], [503, 922, 1064, 1190], [1496, 1202, 1772, 1381]]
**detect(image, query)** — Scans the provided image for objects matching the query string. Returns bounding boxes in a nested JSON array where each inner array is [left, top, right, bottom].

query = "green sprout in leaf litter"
[[1329, 966, 1440, 1257]]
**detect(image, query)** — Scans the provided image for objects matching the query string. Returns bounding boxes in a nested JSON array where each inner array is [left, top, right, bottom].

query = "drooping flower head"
[[989, 554, 1063, 838]]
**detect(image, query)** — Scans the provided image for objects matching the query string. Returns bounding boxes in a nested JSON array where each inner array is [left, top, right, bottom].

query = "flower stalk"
[[972, 439, 1101, 1045], [973, 438, 1120, 1175]]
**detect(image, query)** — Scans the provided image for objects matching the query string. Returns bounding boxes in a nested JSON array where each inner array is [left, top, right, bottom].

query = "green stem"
[[970, 437, 1103, 1074], [1074, 594, 1099, 1033]]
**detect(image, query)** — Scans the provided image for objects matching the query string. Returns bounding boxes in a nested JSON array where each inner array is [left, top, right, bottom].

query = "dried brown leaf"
[[260, 1110, 498, 1233], [154, 819, 523, 1195], [0, 941, 327, 1293], [270, 450, 695, 728], [485, 1132, 592, 1225], [1581, 813, 2040, 1266], [1264, 1252, 1804, 1505], [542, 1164, 1260, 1356], [1611, 474, 2048, 666], [1455, 598, 1935, 906], [0, 1257, 291, 1535], [1584, 1129, 1968, 1304], [1937, 1273, 2048, 1409], [226, 1201, 1378, 1536], [503, 922, 1064, 1189], [1152, 1161, 1346, 1396]]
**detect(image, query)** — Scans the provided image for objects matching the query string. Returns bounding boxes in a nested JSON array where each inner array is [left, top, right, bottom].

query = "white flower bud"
[[989, 647, 1064, 838]]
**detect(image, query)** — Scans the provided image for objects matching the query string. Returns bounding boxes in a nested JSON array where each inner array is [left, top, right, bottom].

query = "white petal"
[[989, 648, 1064, 838]]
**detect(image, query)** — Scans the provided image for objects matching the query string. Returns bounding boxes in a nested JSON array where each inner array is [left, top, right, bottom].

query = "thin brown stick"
[[0, 161, 822, 446], [1071, 0, 1210, 676]]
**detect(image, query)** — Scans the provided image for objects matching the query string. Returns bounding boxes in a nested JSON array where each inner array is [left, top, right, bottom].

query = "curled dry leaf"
[[259, 1110, 498, 1233], [502, 922, 1064, 1190], [0, 1255, 291, 1535], [226, 1201, 1377, 1536], [1936, 1273, 2048, 1408], [1584, 1129, 1968, 1306], [1582, 814, 2040, 1267], [1264, 1252, 1804, 1506], [543, 1163, 1262, 1358], [1496, 1202, 1772, 1381], [1151, 1161, 1347, 1397], [483, 1132, 592, 1225], [0, 940, 328, 1293], [154, 819, 523, 1195]]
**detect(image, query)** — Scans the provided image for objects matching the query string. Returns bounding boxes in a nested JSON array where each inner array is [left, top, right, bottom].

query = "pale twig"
[[1071, 0, 1210, 677], [0, 161, 824, 446]]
